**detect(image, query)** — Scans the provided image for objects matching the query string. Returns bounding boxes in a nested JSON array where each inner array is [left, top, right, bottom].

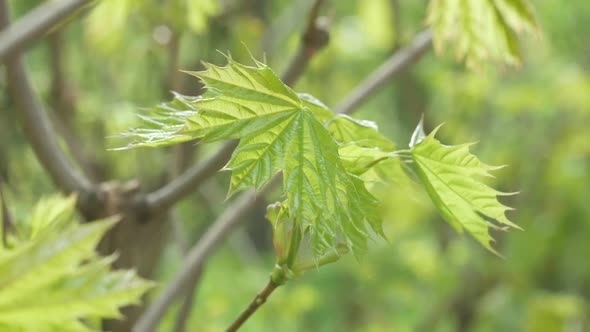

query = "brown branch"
[[132, 181, 278, 332], [0, 0, 94, 60], [145, 140, 238, 213], [144, 1, 329, 215], [171, 268, 202, 332], [335, 29, 433, 115], [280, 0, 328, 86], [168, 212, 203, 332], [0, 0, 95, 195], [225, 280, 280, 332], [48, 31, 102, 182]]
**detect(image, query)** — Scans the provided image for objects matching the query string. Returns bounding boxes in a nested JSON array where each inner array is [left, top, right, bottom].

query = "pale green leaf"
[[26, 195, 77, 240], [186, 0, 220, 33], [328, 114, 396, 151], [427, 0, 539, 67], [411, 124, 520, 253], [328, 114, 397, 176], [0, 195, 154, 330], [84, 0, 136, 54], [297, 93, 334, 122]]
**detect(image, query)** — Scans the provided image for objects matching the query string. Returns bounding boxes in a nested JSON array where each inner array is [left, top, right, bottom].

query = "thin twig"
[[0, 0, 94, 60], [170, 211, 204, 332], [48, 31, 101, 182], [0, 0, 95, 195], [145, 140, 238, 213], [132, 182, 277, 332], [335, 29, 433, 115], [225, 280, 280, 332], [171, 268, 202, 332], [280, 0, 328, 86]]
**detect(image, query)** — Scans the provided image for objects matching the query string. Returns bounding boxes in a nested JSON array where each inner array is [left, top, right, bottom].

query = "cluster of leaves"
[[427, 0, 539, 67], [121, 58, 382, 258], [120, 56, 519, 269], [0, 195, 154, 332]]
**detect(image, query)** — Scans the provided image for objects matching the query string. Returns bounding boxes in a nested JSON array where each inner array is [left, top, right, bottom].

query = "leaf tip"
[[409, 115, 426, 147]]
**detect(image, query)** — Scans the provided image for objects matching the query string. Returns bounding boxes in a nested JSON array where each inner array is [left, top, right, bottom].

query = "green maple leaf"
[[410, 122, 520, 254], [327, 114, 416, 192], [427, 0, 539, 67], [328, 114, 397, 177], [120, 57, 381, 257], [0, 195, 154, 332]]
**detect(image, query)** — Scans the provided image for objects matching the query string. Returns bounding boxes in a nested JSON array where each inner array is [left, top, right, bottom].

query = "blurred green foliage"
[[1, 0, 589, 331], [0, 195, 153, 331]]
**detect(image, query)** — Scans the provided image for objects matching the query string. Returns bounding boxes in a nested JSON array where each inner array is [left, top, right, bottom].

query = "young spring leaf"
[[120, 58, 381, 257], [427, 0, 539, 67], [410, 123, 519, 254], [328, 114, 396, 176], [0, 195, 154, 331]]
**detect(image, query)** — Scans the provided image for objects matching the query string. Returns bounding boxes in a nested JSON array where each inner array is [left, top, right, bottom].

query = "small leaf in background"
[[427, 0, 540, 67], [186, 0, 220, 34], [410, 122, 520, 254], [525, 292, 587, 332], [0, 195, 154, 331], [357, 0, 396, 49], [84, 0, 136, 54]]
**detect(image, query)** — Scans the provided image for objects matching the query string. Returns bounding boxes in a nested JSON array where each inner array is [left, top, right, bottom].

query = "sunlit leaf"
[[186, 0, 220, 33], [328, 114, 396, 176], [427, 0, 539, 67], [410, 123, 520, 253], [0, 195, 154, 331]]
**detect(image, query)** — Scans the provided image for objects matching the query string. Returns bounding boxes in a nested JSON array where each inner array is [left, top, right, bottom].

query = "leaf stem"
[[225, 279, 281, 332]]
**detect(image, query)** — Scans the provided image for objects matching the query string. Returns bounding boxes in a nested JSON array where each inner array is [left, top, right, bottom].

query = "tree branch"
[[144, 1, 330, 214], [280, 0, 328, 87], [169, 211, 203, 332], [0, 0, 95, 195], [48, 31, 102, 182], [132, 181, 278, 332], [145, 140, 238, 213], [335, 29, 432, 115], [0, 0, 94, 60], [225, 279, 280, 332], [171, 267, 202, 332]]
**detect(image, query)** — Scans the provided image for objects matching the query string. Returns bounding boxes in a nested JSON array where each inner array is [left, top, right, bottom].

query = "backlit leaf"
[[427, 0, 539, 67], [0, 195, 154, 331], [410, 123, 520, 253]]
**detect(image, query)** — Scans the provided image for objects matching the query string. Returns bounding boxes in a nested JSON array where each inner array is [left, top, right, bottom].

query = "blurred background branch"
[[0, 0, 94, 60], [0, 0, 96, 195]]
